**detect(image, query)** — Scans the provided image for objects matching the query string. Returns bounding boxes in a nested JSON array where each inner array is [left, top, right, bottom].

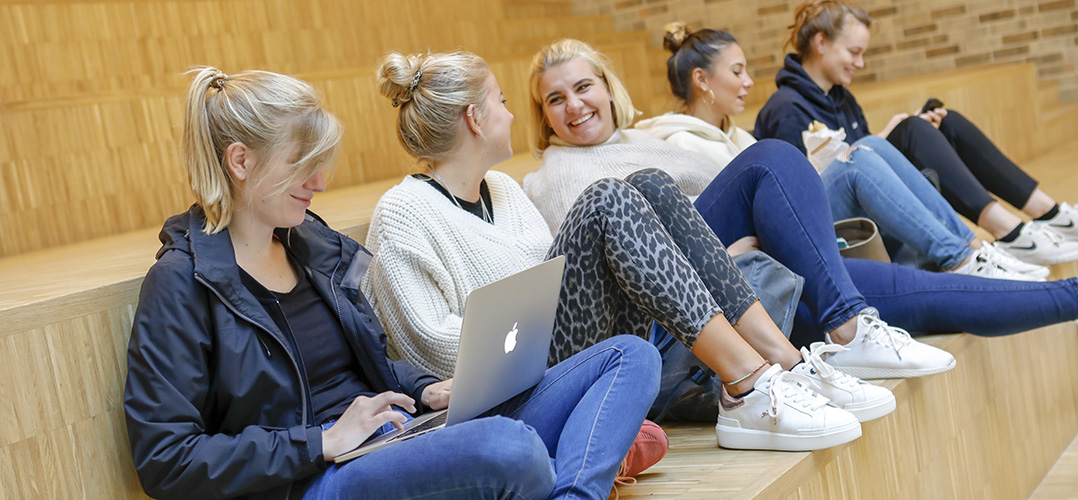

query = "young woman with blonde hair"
[[363, 49, 909, 454], [755, 0, 1078, 266], [123, 66, 661, 500], [523, 38, 1078, 372]]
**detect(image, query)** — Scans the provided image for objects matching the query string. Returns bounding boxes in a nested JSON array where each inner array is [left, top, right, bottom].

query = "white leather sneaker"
[[823, 308, 956, 379], [1034, 202, 1078, 241], [980, 242, 1050, 279], [792, 342, 896, 422], [995, 223, 1078, 265], [716, 364, 862, 451], [950, 245, 1042, 281]]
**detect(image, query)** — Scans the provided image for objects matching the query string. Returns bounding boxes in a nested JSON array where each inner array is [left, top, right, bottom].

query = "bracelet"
[[724, 361, 769, 387]]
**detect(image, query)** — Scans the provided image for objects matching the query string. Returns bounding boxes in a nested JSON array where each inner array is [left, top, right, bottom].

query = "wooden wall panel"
[[0, 303, 148, 500], [0, 0, 660, 257]]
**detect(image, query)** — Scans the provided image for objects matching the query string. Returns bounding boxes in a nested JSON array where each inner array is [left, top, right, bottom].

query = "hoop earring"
[[703, 88, 715, 106]]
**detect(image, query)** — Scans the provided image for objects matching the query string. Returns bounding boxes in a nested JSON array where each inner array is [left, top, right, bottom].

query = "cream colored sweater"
[[523, 129, 724, 231], [634, 113, 757, 169], [361, 171, 554, 379]]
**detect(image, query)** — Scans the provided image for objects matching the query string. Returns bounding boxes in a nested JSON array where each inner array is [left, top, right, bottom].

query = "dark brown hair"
[[662, 22, 740, 106]]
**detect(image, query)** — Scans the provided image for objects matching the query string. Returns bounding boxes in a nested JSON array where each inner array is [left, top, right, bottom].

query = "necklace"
[[425, 166, 492, 224]]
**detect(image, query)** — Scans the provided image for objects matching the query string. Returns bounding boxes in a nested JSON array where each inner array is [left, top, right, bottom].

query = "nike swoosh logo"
[[1052, 220, 1075, 229], [1009, 242, 1037, 251]]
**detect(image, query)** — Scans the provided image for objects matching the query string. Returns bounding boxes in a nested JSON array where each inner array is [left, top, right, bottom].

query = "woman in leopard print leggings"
[[365, 50, 884, 453]]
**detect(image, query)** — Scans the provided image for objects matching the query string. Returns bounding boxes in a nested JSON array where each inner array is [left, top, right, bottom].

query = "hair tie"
[[210, 74, 230, 90], [408, 69, 423, 92]]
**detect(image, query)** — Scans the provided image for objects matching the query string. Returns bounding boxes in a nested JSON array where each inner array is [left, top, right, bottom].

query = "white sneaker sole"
[[839, 394, 897, 422], [715, 419, 862, 451], [832, 358, 956, 380], [1001, 247, 1078, 265]]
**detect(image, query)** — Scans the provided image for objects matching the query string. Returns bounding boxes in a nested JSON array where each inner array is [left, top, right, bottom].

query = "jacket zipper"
[[194, 272, 311, 429]]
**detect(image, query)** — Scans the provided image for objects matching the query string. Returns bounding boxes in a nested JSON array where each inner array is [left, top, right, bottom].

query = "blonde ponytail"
[[180, 66, 342, 233]]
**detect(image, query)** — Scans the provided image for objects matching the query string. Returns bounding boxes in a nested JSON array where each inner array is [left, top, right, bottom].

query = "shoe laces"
[[858, 313, 913, 360], [800, 342, 859, 390], [611, 467, 636, 500], [764, 371, 828, 422], [1032, 224, 1067, 246]]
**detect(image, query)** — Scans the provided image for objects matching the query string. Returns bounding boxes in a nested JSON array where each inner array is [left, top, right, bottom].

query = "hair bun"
[[377, 52, 425, 107], [663, 22, 692, 54]]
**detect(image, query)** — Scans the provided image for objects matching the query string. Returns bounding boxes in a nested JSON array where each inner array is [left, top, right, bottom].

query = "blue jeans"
[[822, 136, 976, 270], [691, 140, 1078, 346], [695, 139, 868, 333], [297, 335, 660, 500], [845, 258, 1078, 337]]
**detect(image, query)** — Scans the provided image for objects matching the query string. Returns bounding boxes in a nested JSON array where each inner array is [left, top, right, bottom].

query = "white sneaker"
[[716, 364, 862, 451], [792, 342, 896, 422], [994, 223, 1078, 265], [823, 308, 956, 379], [950, 245, 1043, 281], [980, 242, 1051, 279], [1034, 202, 1078, 241]]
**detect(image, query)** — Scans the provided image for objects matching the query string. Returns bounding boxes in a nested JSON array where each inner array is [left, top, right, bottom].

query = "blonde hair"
[[377, 51, 491, 161], [785, 0, 873, 59], [182, 66, 342, 233], [527, 39, 640, 156]]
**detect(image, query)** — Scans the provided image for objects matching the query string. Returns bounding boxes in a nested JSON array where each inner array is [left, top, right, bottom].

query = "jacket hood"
[[775, 54, 834, 109], [635, 113, 730, 142]]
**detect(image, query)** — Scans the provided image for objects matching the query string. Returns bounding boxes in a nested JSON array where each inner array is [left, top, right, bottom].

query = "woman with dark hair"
[[638, 22, 1045, 280]]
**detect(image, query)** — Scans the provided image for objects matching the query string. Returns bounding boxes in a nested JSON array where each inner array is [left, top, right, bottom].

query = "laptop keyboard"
[[386, 412, 448, 443]]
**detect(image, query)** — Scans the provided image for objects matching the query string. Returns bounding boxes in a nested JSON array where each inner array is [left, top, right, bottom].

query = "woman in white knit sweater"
[[363, 50, 893, 452], [523, 38, 1078, 363], [635, 23, 1045, 281]]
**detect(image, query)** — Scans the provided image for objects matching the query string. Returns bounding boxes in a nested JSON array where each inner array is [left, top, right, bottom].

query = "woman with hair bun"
[[365, 49, 901, 454], [756, 0, 1078, 266], [123, 65, 660, 500], [639, 22, 1044, 280]]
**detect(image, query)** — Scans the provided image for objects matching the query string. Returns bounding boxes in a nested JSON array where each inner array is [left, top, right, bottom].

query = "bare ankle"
[[829, 317, 858, 345]]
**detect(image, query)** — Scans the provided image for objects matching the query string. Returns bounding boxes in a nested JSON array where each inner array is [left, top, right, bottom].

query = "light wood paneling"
[[1030, 435, 1078, 500], [616, 324, 1078, 500], [0, 0, 657, 257]]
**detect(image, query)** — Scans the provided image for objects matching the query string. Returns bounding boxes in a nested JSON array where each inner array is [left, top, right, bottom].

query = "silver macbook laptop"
[[334, 256, 565, 463]]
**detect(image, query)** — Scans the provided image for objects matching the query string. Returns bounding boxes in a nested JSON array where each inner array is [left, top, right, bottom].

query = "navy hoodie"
[[754, 54, 871, 154]]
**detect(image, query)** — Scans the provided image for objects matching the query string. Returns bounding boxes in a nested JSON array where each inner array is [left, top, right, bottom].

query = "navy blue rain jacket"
[[123, 206, 440, 500], [754, 54, 872, 153]]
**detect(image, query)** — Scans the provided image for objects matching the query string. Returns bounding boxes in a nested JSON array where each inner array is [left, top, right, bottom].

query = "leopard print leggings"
[[546, 168, 758, 365]]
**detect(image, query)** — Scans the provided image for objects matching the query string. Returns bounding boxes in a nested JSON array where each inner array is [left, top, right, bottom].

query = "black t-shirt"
[[240, 259, 375, 424], [413, 174, 494, 224]]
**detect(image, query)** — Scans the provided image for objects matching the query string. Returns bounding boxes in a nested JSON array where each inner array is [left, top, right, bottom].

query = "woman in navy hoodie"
[[755, 0, 1078, 267]]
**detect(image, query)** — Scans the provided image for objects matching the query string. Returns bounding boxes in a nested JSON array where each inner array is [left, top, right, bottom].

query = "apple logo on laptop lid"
[[504, 322, 518, 354]]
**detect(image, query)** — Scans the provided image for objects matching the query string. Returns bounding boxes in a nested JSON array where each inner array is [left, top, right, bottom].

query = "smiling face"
[[237, 141, 329, 231], [814, 16, 870, 87], [698, 43, 754, 118], [537, 58, 617, 146]]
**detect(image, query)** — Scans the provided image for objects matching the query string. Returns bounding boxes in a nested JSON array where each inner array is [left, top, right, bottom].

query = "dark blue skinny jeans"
[[692, 139, 1078, 347]]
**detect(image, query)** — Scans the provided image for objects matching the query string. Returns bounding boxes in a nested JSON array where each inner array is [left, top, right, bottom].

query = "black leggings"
[[885, 110, 1038, 221]]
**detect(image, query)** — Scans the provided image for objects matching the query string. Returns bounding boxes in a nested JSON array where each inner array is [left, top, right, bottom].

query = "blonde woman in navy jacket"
[[123, 67, 659, 500]]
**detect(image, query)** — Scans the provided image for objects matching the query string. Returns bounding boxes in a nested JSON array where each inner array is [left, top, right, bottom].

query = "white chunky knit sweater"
[[361, 171, 554, 379], [523, 129, 725, 231]]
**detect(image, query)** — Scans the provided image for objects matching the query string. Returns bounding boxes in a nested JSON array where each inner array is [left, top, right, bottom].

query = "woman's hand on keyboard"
[[322, 392, 415, 460], [421, 379, 453, 410]]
